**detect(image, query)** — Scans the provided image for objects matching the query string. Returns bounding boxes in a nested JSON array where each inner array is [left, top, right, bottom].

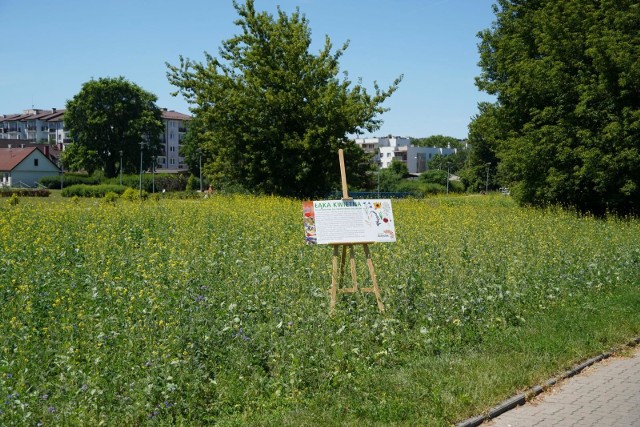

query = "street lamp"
[[58, 158, 64, 190], [119, 150, 123, 186], [485, 162, 491, 194], [152, 155, 156, 193], [139, 140, 147, 199], [446, 162, 451, 195], [377, 162, 381, 198], [197, 148, 203, 192]]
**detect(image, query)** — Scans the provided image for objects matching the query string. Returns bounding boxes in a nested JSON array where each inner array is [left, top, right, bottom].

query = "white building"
[[355, 136, 460, 174], [1, 107, 191, 172], [0, 109, 69, 147], [158, 109, 190, 171]]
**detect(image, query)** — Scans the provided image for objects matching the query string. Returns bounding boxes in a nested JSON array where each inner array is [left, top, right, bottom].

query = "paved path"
[[486, 346, 640, 427]]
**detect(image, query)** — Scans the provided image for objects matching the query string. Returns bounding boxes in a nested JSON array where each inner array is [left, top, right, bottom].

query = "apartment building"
[[0, 107, 191, 172], [0, 109, 69, 147], [354, 136, 462, 174], [158, 109, 191, 171]]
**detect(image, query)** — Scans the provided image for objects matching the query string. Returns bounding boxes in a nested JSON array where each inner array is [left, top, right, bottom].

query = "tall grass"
[[1, 195, 638, 425]]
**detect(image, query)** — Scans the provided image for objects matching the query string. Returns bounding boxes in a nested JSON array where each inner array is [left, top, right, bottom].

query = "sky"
[[0, 0, 497, 139]]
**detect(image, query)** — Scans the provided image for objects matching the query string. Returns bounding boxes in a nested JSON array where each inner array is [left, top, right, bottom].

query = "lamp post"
[[197, 148, 203, 192], [446, 162, 451, 195], [119, 150, 123, 186], [485, 162, 491, 194], [58, 159, 64, 190], [139, 141, 146, 199], [152, 155, 156, 193], [377, 162, 381, 198]]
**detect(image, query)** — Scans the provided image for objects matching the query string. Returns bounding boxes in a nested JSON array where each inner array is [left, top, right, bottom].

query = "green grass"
[[0, 194, 638, 426]]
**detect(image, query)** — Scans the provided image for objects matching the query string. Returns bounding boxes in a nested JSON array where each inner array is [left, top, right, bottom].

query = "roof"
[[2, 108, 190, 123], [0, 146, 61, 172], [0, 114, 21, 123], [161, 110, 191, 121], [0, 147, 38, 171], [23, 110, 55, 120]]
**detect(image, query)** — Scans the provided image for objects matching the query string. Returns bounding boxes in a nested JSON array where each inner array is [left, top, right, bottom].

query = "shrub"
[[40, 174, 100, 189], [449, 180, 465, 193], [102, 192, 120, 205], [420, 169, 448, 185], [8, 194, 19, 206], [121, 187, 148, 201], [0, 188, 50, 197], [186, 174, 199, 191], [103, 173, 190, 193], [61, 184, 126, 198]]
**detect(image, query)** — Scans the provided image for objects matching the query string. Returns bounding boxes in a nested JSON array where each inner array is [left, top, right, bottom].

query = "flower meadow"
[[1, 195, 639, 426]]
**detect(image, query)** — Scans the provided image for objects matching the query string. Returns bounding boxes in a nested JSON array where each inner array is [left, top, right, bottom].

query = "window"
[[34, 158, 39, 167]]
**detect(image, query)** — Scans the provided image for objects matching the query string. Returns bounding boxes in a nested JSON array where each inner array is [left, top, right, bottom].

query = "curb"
[[455, 337, 640, 427]]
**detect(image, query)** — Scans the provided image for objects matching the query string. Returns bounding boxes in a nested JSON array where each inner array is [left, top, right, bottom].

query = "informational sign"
[[302, 199, 396, 245]]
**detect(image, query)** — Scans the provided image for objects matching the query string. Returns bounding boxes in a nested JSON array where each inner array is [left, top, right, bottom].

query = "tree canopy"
[[64, 77, 163, 177], [167, 0, 401, 197], [412, 135, 464, 149], [469, 0, 640, 215]]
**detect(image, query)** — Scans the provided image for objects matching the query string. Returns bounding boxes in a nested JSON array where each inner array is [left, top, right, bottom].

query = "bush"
[[121, 187, 148, 201], [40, 173, 100, 189], [186, 174, 199, 191], [102, 191, 120, 205], [449, 180, 465, 193], [61, 184, 126, 198], [0, 188, 50, 197], [103, 173, 190, 193], [420, 170, 448, 185]]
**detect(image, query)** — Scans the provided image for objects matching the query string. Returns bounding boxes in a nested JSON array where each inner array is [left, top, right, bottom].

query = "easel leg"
[[330, 244, 339, 313], [348, 244, 358, 292], [363, 244, 385, 312], [339, 245, 347, 287]]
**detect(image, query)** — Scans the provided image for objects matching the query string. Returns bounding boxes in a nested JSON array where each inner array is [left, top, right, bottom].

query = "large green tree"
[[412, 135, 464, 149], [65, 77, 163, 177], [471, 0, 640, 214], [167, 0, 401, 197]]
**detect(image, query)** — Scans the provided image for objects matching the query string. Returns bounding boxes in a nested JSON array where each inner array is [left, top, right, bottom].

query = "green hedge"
[[40, 174, 100, 189], [0, 188, 51, 197], [96, 173, 191, 193], [61, 184, 127, 198]]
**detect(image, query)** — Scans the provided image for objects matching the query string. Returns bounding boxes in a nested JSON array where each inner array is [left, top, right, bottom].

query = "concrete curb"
[[455, 337, 640, 427]]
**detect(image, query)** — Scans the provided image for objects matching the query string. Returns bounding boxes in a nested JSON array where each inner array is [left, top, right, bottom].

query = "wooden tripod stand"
[[329, 149, 385, 313]]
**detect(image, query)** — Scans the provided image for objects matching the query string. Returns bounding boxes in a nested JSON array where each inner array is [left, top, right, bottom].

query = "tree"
[[428, 151, 469, 174], [472, 0, 640, 214], [65, 77, 163, 177], [461, 102, 503, 192], [412, 135, 464, 149], [377, 160, 408, 192], [167, 0, 401, 197]]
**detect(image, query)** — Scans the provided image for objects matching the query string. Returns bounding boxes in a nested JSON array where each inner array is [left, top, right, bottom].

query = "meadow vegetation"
[[1, 195, 639, 426]]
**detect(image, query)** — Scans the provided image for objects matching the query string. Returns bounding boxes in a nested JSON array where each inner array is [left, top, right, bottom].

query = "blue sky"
[[0, 0, 496, 139]]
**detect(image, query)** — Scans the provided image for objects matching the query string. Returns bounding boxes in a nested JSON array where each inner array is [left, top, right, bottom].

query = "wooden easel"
[[330, 149, 385, 313]]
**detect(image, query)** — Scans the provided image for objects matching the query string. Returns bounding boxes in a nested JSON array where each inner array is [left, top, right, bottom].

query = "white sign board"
[[303, 199, 396, 245]]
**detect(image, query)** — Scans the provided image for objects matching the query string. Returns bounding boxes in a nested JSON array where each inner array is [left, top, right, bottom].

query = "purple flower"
[[41, 394, 49, 400], [48, 406, 56, 413]]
